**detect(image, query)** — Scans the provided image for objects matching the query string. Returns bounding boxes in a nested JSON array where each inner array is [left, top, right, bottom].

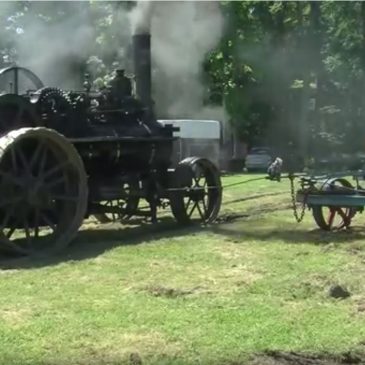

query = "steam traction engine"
[[0, 35, 222, 256]]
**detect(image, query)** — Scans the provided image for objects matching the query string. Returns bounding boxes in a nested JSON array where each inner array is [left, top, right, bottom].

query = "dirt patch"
[[216, 213, 250, 224], [216, 204, 291, 224], [144, 285, 202, 298], [248, 351, 364, 365]]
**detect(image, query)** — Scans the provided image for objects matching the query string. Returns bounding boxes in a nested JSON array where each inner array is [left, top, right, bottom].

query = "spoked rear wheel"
[[0, 127, 88, 256], [312, 178, 356, 231], [169, 157, 222, 224]]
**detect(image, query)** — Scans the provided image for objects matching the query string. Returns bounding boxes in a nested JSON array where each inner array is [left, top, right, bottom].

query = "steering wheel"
[[0, 66, 44, 95]]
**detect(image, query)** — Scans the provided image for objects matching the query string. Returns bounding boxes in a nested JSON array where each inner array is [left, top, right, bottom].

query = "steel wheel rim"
[[322, 206, 352, 230], [0, 128, 87, 255], [184, 160, 220, 222], [312, 178, 356, 231], [170, 157, 222, 224]]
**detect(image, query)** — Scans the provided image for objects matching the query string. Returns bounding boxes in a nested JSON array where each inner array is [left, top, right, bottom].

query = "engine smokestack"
[[133, 33, 152, 110]]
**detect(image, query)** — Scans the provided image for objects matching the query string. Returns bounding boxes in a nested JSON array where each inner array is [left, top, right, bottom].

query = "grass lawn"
[[1, 174, 365, 364]]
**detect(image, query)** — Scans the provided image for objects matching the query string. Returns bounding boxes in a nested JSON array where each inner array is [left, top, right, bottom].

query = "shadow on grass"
[[211, 221, 365, 246], [2, 350, 364, 365], [0, 217, 206, 270], [2, 211, 365, 270]]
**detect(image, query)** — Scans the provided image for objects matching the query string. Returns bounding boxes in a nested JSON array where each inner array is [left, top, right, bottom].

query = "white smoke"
[[128, 1, 226, 120], [150, 1, 225, 119], [11, 3, 95, 88], [129, 1, 153, 35]]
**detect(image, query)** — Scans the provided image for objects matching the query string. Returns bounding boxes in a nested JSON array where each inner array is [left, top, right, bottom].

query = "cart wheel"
[[0, 127, 88, 256], [169, 157, 222, 224], [94, 179, 140, 223], [312, 178, 356, 231]]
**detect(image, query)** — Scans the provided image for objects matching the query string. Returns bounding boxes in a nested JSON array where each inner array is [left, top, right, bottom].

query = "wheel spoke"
[[0, 230, 28, 255], [30, 142, 45, 170], [5, 225, 17, 239], [32, 207, 40, 240], [2, 211, 19, 240], [193, 172, 203, 186], [40, 212, 56, 232], [16, 145, 31, 175], [327, 208, 336, 228], [192, 166, 202, 186], [109, 201, 115, 221], [201, 195, 208, 215], [188, 201, 198, 218], [23, 216, 32, 247], [42, 160, 70, 180], [196, 201, 205, 220], [184, 197, 192, 211], [38, 145, 48, 176], [197, 174, 206, 186], [193, 177, 200, 186], [335, 207, 350, 225]]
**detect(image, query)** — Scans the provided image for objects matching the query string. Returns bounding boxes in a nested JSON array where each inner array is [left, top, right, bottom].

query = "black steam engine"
[[0, 34, 222, 255]]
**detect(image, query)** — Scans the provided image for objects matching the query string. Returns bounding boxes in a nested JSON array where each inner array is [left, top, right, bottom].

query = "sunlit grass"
[[0, 174, 365, 364]]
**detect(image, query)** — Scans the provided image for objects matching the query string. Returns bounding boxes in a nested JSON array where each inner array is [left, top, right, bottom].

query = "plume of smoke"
[[150, 1, 225, 120], [129, 1, 153, 35], [2, 2, 135, 89], [12, 3, 95, 89], [128, 1, 226, 121]]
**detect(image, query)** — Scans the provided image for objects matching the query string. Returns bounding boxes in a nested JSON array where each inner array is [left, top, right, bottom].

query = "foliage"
[[204, 1, 365, 157]]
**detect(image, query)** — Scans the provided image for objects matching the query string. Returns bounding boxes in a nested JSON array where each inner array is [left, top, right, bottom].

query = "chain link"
[[289, 175, 307, 223]]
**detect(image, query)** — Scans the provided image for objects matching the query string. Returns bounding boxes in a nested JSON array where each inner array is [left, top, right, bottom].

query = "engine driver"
[[108, 69, 132, 101]]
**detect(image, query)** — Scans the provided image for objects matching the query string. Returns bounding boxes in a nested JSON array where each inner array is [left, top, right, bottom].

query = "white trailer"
[[158, 119, 221, 167]]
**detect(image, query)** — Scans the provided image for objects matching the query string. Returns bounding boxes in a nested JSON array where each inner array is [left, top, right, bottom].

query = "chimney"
[[133, 33, 152, 110]]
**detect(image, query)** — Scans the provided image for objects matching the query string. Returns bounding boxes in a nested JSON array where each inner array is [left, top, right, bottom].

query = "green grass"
[[1, 174, 365, 364]]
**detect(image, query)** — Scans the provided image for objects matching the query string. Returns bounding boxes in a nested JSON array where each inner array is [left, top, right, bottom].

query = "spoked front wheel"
[[169, 157, 222, 224]]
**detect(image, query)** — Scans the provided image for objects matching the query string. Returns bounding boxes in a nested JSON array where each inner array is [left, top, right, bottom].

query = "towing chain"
[[289, 174, 307, 223]]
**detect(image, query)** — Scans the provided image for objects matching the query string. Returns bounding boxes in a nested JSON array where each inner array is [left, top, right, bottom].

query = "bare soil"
[[248, 351, 365, 365]]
